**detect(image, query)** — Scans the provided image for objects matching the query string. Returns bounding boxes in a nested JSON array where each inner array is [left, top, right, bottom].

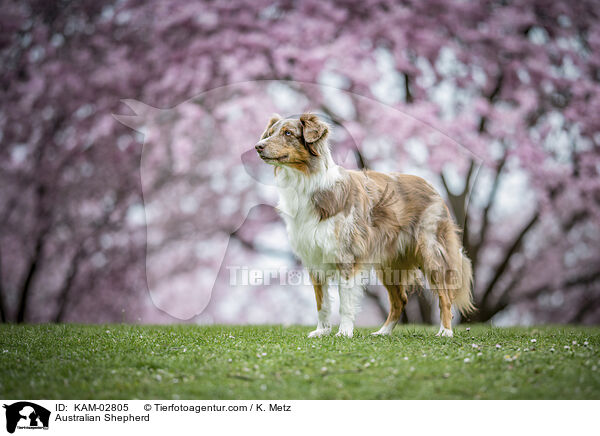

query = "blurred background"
[[1, 0, 599, 326]]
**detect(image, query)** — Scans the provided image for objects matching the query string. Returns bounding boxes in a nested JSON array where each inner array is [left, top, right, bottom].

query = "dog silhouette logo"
[[3, 402, 50, 433]]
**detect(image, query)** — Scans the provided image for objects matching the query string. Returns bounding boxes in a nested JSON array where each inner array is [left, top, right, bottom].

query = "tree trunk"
[[417, 292, 432, 324], [364, 286, 388, 322], [16, 233, 46, 323], [0, 248, 6, 323], [0, 286, 5, 323], [54, 247, 85, 322]]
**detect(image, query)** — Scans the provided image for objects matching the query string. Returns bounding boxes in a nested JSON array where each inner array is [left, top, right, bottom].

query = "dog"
[[255, 113, 474, 338]]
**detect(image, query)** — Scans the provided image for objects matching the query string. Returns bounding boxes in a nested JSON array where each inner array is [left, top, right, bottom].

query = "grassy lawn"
[[0, 324, 599, 399]]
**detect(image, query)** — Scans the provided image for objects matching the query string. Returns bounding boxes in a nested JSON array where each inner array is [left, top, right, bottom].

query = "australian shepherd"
[[255, 113, 474, 338]]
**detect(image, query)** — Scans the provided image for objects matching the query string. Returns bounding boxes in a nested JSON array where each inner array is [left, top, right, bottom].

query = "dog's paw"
[[371, 329, 391, 336], [435, 326, 454, 337], [308, 327, 331, 338], [335, 327, 354, 338]]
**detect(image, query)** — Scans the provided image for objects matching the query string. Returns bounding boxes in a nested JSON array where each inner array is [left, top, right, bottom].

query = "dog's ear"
[[260, 114, 282, 139], [300, 113, 328, 156]]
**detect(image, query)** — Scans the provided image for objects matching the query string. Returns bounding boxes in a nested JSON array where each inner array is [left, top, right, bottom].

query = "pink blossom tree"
[[1, 0, 599, 324]]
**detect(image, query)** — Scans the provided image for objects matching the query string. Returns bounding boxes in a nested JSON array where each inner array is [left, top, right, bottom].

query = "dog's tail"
[[453, 251, 475, 316]]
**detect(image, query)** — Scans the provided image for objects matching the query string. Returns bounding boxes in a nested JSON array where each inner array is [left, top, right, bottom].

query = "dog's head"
[[255, 113, 329, 173]]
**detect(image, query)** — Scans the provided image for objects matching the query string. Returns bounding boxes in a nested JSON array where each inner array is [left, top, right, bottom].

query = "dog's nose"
[[255, 143, 265, 152]]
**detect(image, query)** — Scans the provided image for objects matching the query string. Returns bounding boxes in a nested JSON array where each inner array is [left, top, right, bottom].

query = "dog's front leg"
[[336, 275, 363, 338], [308, 278, 332, 338]]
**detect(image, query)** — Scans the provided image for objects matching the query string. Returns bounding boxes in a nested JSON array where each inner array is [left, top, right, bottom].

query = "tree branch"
[[440, 159, 475, 250], [478, 201, 590, 321], [403, 72, 413, 104], [519, 268, 600, 305], [488, 72, 504, 102], [480, 212, 539, 310], [572, 291, 600, 323], [229, 230, 298, 263], [477, 72, 504, 134], [417, 291, 432, 324], [364, 287, 387, 320], [54, 244, 86, 322], [476, 262, 527, 321], [16, 229, 48, 323], [471, 152, 507, 272]]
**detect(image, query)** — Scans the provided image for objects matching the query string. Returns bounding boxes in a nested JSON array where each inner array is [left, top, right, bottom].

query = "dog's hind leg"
[[372, 268, 408, 336], [424, 262, 455, 337], [372, 283, 407, 336], [308, 274, 332, 338], [435, 289, 454, 337], [419, 249, 455, 337]]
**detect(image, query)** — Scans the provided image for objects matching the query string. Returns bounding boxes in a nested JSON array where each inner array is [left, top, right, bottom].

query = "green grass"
[[0, 324, 599, 399]]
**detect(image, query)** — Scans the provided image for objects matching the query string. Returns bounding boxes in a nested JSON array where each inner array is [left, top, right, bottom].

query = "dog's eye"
[[284, 130, 291, 136]]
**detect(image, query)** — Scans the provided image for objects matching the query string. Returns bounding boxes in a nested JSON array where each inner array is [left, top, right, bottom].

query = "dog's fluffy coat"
[[255, 113, 474, 337]]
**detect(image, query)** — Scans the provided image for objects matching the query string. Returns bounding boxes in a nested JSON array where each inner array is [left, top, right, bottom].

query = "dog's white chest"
[[275, 165, 345, 271], [278, 190, 339, 269]]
